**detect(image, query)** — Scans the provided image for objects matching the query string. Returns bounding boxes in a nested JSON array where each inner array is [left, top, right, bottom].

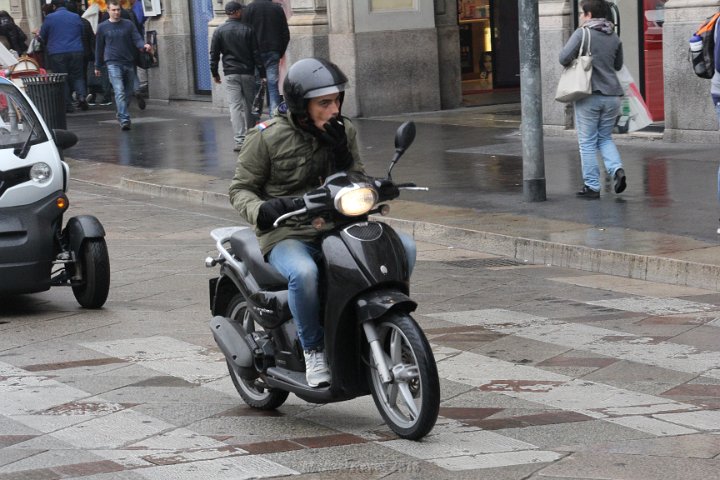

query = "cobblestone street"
[[2, 181, 720, 479]]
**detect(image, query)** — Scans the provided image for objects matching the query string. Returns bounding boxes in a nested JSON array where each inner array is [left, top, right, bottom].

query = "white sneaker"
[[304, 349, 330, 387]]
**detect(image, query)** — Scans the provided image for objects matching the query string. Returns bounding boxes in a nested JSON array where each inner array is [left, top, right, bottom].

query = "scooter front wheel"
[[225, 293, 289, 410], [367, 313, 440, 440]]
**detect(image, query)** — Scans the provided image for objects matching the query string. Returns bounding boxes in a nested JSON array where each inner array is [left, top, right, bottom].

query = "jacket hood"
[[584, 19, 615, 35]]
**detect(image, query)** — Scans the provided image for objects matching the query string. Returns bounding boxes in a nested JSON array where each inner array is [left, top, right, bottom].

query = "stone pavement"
[[2, 180, 720, 479]]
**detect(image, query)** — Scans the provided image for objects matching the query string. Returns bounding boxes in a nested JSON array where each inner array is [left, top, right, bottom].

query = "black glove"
[[315, 117, 352, 171], [374, 178, 400, 201], [256, 197, 304, 231], [323, 118, 353, 171]]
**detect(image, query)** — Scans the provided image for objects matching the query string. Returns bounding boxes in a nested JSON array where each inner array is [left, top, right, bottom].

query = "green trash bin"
[[22, 73, 68, 130]]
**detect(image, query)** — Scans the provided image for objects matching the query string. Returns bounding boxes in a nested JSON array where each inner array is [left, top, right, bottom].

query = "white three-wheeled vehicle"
[[0, 76, 109, 308]]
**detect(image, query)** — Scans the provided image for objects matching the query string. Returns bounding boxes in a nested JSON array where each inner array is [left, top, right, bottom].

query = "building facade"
[[10, 0, 720, 142]]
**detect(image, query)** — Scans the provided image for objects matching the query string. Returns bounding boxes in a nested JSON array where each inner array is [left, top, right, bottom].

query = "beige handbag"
[[555, 27, 593, 103]]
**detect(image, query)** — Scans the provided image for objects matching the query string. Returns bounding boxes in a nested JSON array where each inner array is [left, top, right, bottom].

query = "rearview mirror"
[[53, 129, 78, 151], [394, 121, 416, 153], [387, 121, 416, 180]]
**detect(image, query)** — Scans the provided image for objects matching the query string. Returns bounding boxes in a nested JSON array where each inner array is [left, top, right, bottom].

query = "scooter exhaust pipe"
[[209, 316, 254, 369]]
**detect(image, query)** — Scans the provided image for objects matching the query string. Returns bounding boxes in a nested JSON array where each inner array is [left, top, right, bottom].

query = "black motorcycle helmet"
[[283, 58, 348, 116]]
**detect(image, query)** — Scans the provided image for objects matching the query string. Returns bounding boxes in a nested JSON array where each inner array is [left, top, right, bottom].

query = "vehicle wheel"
[[71, 239, 110, 309], [367, 313, 440, 440], [225, 293, 289, 410]]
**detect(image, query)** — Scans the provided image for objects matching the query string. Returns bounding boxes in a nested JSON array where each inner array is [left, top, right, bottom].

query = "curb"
[[119, 178, 233, 211], [116, 177, 720, 291]]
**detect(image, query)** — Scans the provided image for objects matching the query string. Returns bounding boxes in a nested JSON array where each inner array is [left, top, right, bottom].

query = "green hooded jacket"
[[228, 112, 364, 255]]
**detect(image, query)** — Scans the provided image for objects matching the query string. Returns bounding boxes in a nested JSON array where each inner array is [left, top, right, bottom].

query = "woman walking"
[[559, 0, 626, 199]]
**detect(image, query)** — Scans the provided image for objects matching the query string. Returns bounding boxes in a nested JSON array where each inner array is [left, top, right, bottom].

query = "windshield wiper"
[[13, 116, 36, 159]]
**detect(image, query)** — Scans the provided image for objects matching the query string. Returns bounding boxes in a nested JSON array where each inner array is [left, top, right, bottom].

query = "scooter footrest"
[[266, 366, 310, 389]]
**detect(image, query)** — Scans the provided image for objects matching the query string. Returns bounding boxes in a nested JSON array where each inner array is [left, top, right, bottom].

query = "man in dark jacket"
[[39, 0, 89, 112], [242, 0, 290, 115], [94, 0, 151, 130], [211, 2, 262, 151]]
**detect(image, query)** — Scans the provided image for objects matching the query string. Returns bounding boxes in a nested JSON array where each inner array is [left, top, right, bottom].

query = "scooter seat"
[[229, 228, 287, 288]]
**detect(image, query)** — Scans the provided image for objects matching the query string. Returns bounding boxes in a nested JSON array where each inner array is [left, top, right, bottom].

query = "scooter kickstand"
[[363, 322, 393, 384]]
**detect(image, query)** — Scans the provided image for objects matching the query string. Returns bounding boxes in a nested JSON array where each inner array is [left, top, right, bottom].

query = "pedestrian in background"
[[210, 1, 263, 152], [127, 0, 147, 110], [65, 2, 95, 104], [94, 0, 152, 130], [0, 11, 27, 55], [242, 0, 290, 116], [38, 0, 89, 112], [712, 10, 720, 232], [559, 0, 626, 199]]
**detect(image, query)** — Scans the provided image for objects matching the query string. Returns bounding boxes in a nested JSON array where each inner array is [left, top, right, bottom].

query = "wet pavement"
[[62, 100, 720, 289], [2, 181, 720, 479]]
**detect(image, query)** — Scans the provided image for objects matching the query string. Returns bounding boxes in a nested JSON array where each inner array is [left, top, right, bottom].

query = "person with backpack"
[[713, 13, 720, 232], [690, 9, 720, 231]]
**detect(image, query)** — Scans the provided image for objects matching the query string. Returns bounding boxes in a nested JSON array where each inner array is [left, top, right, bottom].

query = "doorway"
[[572, 0, 665, 122], [189, 0, 214, 95], [458, 0, 520, 105]]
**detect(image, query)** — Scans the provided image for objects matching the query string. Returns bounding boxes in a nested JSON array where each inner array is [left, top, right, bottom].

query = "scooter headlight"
[[30, 162, 52, 184], [335, 185, 378, 216]]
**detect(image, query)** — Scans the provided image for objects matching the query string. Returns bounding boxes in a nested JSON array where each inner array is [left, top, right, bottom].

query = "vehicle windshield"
[[0, 83, 48, 151]]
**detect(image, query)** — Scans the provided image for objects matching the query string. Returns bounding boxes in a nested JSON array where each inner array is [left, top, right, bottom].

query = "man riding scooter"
[[228, 57, 417, 387]]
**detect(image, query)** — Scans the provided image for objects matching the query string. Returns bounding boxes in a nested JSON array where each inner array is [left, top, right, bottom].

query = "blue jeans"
[[574, 94, 623, 192], [259, 51, 281, 115], [267, 232, 417, 351], [107, 63, 137, 124], [48, 52, 86, 107]]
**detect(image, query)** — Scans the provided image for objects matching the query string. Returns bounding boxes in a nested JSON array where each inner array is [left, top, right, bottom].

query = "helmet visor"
[[303, 84, 346, 99]]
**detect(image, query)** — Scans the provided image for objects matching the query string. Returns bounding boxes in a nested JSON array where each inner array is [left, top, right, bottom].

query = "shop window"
[[458, 0, 492, 90]]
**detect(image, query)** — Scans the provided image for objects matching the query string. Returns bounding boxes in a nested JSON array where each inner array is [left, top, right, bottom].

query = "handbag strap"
[[578, 27, 591, 58]]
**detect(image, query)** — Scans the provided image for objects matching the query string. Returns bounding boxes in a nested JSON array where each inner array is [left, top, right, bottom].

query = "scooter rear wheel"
[[367, 313, 440, 440], [225, 293, 289, 410]]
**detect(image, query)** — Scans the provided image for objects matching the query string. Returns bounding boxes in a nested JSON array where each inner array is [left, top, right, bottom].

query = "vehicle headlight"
[[30, 162, 52, 184], [336, 186, 378, 216]]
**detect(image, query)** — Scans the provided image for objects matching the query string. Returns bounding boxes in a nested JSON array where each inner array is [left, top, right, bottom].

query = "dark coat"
[[210, 18, 261, 77], [242, 0, 290, 56], [0, 18, 28, 54]]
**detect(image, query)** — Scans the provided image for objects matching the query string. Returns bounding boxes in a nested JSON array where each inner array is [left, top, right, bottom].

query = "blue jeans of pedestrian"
[[48, 52, 86, 108], [107, 63, 137, 125], [267, 232, 417, 351], [259, 51, 281, 115], [574, 94, 623, 192]]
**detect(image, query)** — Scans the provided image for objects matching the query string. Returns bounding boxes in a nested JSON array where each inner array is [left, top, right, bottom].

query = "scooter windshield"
[[0, 83, 48, 153]]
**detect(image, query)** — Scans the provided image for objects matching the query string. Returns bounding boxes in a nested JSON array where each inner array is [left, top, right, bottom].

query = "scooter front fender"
[[355, 289, 417, 323], [64, 215, 105, 256]]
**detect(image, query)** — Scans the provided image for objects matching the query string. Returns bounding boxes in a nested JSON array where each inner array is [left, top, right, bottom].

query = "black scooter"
[[206, 122, 439, 440]]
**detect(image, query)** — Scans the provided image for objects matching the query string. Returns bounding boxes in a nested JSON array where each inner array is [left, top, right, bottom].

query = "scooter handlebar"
[[396, 182, 429, 191], [272, 207, 309, 228]]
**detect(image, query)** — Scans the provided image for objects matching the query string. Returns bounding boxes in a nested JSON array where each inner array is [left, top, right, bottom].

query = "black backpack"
[[689, 12, 720, 79]]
